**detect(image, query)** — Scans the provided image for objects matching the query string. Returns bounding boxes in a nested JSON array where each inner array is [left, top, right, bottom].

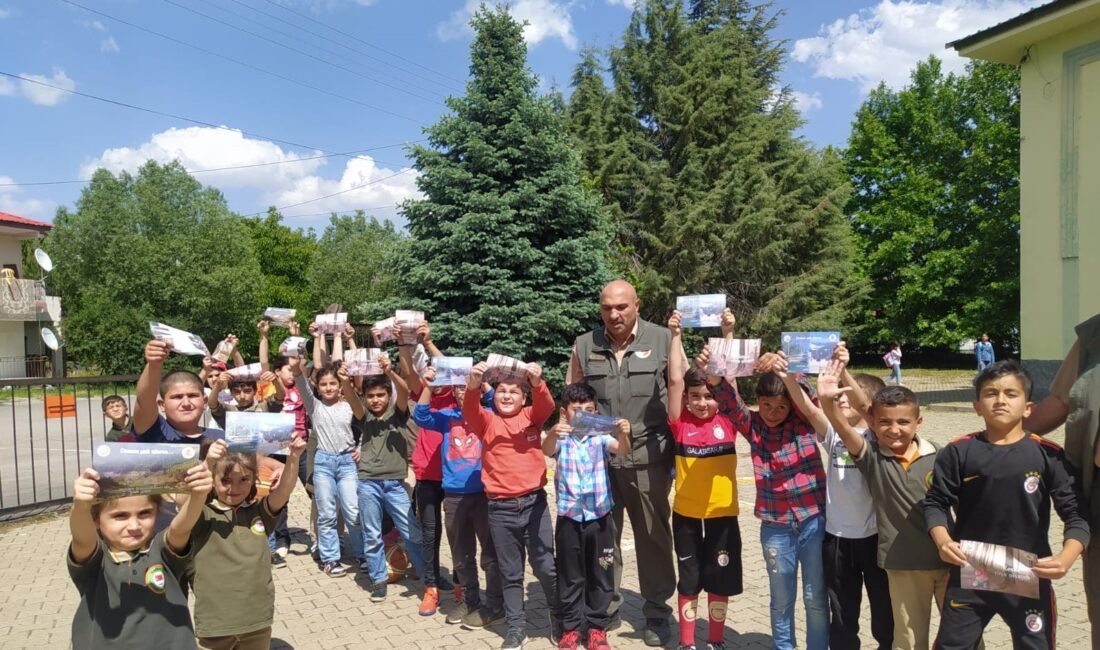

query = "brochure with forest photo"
[[94, 443, 201, 499], [676, 294, 726, 328], [225, 411, 297, 456], [706, 338, 762, 378], [263, 308, 296, 327], [781, 331, 841, 374], [149, 321, 209, 357]]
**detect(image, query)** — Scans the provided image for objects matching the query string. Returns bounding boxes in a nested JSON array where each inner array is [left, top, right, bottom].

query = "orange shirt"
[[462, 382, 555, 499]]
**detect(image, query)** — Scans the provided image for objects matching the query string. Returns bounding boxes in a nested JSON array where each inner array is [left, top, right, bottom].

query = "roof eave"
[[947, 0, 1100, 64]]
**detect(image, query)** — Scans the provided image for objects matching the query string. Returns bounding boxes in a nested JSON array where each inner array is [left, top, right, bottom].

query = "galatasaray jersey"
[[671, 410, 739, 519]]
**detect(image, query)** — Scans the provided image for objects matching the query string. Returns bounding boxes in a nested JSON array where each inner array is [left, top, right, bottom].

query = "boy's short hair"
[[754, 372, 789, 398], [101, 395, 125, 411], [870, 385, 920, 415], [90, 493, 163, 520], [851, 373, 886, 403], [272, 354, 292, 371], [974, 359, 1032, 400], [683, 367, 714, 393], [560, 382, 597, 407], [362, 374, 392, 393], [228, 380, 257, 391], [159, 370, 204, 397]]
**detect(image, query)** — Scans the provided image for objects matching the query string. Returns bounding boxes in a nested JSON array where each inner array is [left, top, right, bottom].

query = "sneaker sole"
[[419, 609, 437, 617]]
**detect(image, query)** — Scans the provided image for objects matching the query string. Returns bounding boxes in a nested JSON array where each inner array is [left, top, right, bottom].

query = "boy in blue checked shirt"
[[543, 383, 631, 650]]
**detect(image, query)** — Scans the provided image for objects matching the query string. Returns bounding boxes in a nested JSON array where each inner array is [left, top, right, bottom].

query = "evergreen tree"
[[570, 0, 863, 342], [395, 6, 612, 387], [845, 57, 1020, 350]]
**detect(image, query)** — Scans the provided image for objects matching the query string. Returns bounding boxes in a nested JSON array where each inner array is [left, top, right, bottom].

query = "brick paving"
[[0, 409, 1089, 649]]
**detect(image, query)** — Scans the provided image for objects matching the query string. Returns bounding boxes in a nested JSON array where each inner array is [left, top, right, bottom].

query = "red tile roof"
[[0, 211, 52, 231]]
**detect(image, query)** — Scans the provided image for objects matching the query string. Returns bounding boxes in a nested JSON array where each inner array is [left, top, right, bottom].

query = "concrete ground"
[[0, 409, 1090, 649]]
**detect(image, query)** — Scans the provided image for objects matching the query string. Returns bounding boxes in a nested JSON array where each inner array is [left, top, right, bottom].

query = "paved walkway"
[[0, 410, 1090, 649]]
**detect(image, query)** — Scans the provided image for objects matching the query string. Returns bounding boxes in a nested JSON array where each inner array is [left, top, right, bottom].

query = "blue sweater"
[[975, 340, 995, 363]]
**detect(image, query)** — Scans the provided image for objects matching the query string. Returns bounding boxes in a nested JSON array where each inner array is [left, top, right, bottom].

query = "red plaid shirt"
[[714, 379, 826, 525]]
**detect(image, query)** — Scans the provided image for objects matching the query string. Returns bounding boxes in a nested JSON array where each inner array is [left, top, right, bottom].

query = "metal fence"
[[0, 355, 50, 379], [0, 375, 140, 520]]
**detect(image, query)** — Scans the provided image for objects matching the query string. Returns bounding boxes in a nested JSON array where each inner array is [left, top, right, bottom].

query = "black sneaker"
[[645, 618, 672, 647], [549, 611, 563, 644], [369, 582, 387, 603], [462, 605, 504, 630], [500, 627, 526, 650], [606, 610, 622, 631], [271, 554, 287, 569], [436, 575, 455, 591], [323, 561, 346, 577], [446, 601, 469, 625]]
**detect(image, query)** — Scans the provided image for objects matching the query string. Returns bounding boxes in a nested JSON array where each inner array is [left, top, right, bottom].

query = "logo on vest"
[[250, 517, 266, 536], [1023, 471, 1041, 494], [145, 564, 167, 594], [634, 348, 652, 359]]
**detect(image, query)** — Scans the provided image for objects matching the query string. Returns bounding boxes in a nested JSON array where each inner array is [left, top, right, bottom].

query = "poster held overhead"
[[430, 357, 473, 386], [313, 312, 347, 335], [225, 412, 297, 456], [395, 310, 425, 345], [706, 338, 762, 378], [263, 308, 297, 327], [781, 331, 841, 374], [93, 443, 201, 499], [343, 348, 384, 376], [279, 336, 308, 357], [149, 321, 209, 356], [374, 317, 396, 344], [676, 294, 726, 328], [484, 353, 529, 385]]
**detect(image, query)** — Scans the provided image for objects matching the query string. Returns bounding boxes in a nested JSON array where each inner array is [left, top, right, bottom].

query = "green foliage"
[[394, 6, 613, 388], [43, 161, 263, 374], [844, 57, 1020, 350], [307, 212, 404, 318], [568, 0, 864, 347]]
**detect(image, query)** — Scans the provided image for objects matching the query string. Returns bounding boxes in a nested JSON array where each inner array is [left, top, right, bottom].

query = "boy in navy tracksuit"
[[413, 367, 504, 630], [923, 360, 1089, 649]]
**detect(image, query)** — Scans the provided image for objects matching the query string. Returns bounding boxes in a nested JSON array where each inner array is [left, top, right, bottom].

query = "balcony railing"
[[0, 279, 59, 321]]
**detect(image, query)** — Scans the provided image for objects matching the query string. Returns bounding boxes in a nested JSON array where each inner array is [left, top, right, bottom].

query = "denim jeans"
[[358, 478, 425, 585], [886, 364, 902, 385], [760, 515, 828, 650], [313, 449, 363, 564]]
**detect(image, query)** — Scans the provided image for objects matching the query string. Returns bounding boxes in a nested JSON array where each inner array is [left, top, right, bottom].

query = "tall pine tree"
[[570, 0, 864, 342], [398, 6, 612, 387]]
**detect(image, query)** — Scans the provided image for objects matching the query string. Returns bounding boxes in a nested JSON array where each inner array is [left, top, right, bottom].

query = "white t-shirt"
[[823, 423, 877, 538]]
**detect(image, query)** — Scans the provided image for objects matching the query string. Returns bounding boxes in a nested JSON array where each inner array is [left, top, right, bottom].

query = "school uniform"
[[68, 533, 196, 650]]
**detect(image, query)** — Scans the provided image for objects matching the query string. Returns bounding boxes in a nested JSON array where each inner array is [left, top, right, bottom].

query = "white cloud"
[[0, 8, 12, 19], [80, 127, 328, 190], [792, 0, 1043, 92], [80, 126, 421, 220], [438, 0, 577, 49], [80, 19, 106, 31], [0, 76, 14, 96], [100, 36, 120, 53], [792, 90, 823, 113], [16, 68, 75, 106], [606, 0, 636, 7], [0, 177, 53, 219], [271, 156, 421, 218]]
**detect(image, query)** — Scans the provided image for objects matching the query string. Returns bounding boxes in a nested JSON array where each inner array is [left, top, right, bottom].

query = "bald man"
[[566, 280, 676, 646]]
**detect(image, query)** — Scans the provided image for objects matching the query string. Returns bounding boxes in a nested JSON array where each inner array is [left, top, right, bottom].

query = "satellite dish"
[[34, 248, 53, 273], [41, 327, 61, 351]]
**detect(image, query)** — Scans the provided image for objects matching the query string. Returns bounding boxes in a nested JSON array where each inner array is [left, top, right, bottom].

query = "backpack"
[[883, 351, 893, 368]]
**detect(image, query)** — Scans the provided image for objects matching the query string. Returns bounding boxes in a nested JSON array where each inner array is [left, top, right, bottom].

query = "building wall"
[[1020, 17, 1100, 361], [0, 320, 27, 378], [0, 236, 23, 275]]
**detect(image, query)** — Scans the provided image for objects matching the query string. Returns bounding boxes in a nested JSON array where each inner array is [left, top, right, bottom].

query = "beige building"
[[0, 211, 61, 379], [951, 0, 1100, 371]]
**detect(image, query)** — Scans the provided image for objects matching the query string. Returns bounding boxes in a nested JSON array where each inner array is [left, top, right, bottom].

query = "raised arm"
[[667, 311, 685, 419], [816, 361, 869, 457], [69, 469, 103, 563], [134, 340, 169, 435], [527, 364, 556, 426], [382, 352, 410, 414], [310, 322, 327, 369], [832, 342, 871, 420], [463, 362, 493, 435], [770, 352, 830, 437], [207, 373, 229, 413], [1026, 338, 1079, 434], [267, 437, 306, 513], [337, 365, 366, 420], [165, 462, 214, 553], [293, 370, 316, 416], [257, 320, 271, 371]]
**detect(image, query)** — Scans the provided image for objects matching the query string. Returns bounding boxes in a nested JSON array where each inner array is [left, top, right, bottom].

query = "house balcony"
[[0, 279, 60, 322]]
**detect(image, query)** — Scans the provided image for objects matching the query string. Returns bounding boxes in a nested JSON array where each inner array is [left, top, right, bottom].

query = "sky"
[[0, 0, 1045, 232]]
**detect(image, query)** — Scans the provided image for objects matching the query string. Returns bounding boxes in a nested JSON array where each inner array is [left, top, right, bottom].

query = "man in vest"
[[1027, 313, 1100, 648], [567, 279, 676, 647]]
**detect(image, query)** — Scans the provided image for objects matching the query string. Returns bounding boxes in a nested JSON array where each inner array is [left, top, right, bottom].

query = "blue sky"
[[0, 0, 1042, 231]]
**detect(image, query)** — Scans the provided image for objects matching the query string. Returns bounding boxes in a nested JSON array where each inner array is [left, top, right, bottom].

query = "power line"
[[260, 0, 466, 86], [0, 140, 427, 188], [240, 167, 419, 217], [224, 0, 465, 95], [164, 0, 448, 107], [59, 0, 430, 125]]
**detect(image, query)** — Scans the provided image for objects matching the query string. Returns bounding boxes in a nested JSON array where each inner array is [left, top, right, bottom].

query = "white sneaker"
[[274, 545, 289, 559]]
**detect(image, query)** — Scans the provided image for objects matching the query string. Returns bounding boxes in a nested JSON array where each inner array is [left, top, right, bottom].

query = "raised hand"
[[720, 308, 736, 338], [668, 311, 682, 337], [184, 463, 213, 497], [72, 468, 101, 504], [146, 340, 171, 364], [526, 362, 543, 387]]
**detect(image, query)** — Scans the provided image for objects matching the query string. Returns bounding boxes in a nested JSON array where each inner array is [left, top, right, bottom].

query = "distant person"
[[101, 395, 134, 442], [883, 343, 903, 386], [974, 334, 995, 372]]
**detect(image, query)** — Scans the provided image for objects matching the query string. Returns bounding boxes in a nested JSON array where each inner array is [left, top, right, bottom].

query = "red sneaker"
[[557, 629, 581, 650], [418, 587, 440, 616], [588, 628, 612, 649]]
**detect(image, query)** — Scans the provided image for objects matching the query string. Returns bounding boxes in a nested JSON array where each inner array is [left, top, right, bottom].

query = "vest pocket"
[[627, 357, 659, 397]]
